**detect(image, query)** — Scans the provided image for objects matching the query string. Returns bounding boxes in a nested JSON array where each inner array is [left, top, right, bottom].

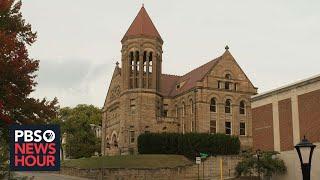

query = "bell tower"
[[121, 5, 163, 92]]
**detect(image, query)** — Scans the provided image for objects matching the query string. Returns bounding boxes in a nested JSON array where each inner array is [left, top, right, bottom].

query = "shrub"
[[235, 151, 287, 178], [138, 133, 240, 159]]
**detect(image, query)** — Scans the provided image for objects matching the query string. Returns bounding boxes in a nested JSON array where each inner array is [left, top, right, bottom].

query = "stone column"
[[291, 91, 300, 145], [152, 53, 157, 89], [272, 99, 281, 152], [146, 54, 150, 89], [139, 52, 143, 88], [133, 52, 137, 88], [121, 51, 129, 90]]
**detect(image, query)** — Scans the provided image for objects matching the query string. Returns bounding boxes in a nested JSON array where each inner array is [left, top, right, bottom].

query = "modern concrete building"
[[252, 74, 320, 151], [252, 74, 320, 180], [102, 6, 257, 156]]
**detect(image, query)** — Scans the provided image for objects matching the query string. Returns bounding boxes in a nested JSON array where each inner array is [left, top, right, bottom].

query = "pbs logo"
[[15, 129, 56, 143]]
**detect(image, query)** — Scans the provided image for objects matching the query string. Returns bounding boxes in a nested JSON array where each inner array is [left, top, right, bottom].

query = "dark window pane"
[[225, 122, 231, 135], [163, 110, 168, 117], [225, 82, 230, 90], [240, 101, 245, 114], [210, 98, 216, 112], [240, 122, 246, 135], [210, 121, 216, 134], [225, 99, 231, 113]]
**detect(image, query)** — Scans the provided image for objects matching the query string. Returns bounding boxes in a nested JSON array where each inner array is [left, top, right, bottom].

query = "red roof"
[[160, 56, 221, 97], [160, 74, 181, 96], [122, 6, 162, 41]]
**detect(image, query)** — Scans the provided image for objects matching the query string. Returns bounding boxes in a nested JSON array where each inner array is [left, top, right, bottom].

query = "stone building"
[[102, 6, 257, 155], [251, 74, 320, 152]]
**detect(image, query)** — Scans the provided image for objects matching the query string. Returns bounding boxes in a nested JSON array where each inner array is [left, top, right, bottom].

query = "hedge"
[[138, 133, 240, 159]]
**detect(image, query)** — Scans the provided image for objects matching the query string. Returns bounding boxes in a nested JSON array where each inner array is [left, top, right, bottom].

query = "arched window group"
[[218, 73, 239, 91], [129, 50, 153, 89], [210, 98, 246, 115]]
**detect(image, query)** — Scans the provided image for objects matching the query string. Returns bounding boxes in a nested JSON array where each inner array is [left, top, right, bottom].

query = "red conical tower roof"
[[122, 6, 162, 41]]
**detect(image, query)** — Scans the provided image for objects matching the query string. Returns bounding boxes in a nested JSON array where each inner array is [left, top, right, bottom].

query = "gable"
[[205, 51, 257, 92], [103, 67, 122, 108]]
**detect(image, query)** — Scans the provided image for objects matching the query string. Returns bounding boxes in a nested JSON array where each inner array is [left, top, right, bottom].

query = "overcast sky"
[[21, 0, 320, 108]]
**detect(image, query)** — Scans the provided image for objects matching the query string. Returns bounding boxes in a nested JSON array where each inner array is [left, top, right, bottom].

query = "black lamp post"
[[295, 136, 316, 180]]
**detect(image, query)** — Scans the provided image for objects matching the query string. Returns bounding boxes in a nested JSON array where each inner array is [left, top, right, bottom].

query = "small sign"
[[196, 157, 201, 164], [200, 152, 208, 159]]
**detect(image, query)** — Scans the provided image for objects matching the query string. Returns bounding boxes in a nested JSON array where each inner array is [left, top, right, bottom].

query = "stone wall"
[[60, 155, 241, 180]]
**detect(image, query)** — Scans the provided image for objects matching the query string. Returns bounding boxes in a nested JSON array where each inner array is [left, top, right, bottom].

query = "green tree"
[[52, 104, 102, 159], [0, 129, 10, 179], [235, 151, 287, 178], [0, 1, 58, 178]]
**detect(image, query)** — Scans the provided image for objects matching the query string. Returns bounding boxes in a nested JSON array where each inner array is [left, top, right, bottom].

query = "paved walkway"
[[15, 172, 91, 180]]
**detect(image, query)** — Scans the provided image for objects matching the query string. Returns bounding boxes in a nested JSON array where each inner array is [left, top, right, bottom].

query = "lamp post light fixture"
[[295, 136, 316, 180]]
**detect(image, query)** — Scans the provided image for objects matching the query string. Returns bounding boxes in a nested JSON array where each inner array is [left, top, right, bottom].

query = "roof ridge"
[[168, 56, 222, 97], [162, 73, 181, 77], [180, 56, 222, 78]]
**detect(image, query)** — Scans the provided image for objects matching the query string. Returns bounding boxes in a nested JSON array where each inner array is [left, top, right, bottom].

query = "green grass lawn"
[[61, 154, 193, 169]]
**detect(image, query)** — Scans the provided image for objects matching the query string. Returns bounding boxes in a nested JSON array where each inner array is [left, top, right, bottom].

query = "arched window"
[[112, 134, 118, 147], [210, 98, 216, 112], [130, 51, 134, 72], [240, 101, 245, 115], [225, 99, 231, 114], [135, 51, 139, 71], [106, 137, 110, 148], [136, 60, 140, 72], [182, 102, 186, 117], [135, 51, 139, 60], [149, 52, 153, 73], [225, 74, 231, 79], [143, 51, 147, 73]]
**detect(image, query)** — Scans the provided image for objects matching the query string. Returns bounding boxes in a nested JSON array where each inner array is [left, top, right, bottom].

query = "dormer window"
[[176, 81, 186, 89]]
